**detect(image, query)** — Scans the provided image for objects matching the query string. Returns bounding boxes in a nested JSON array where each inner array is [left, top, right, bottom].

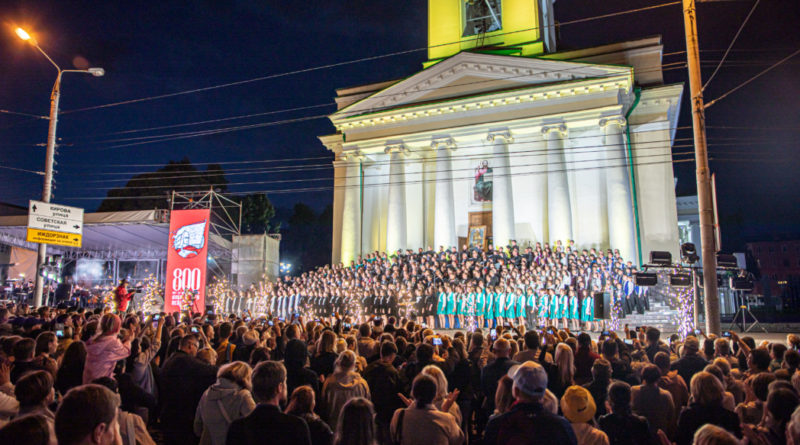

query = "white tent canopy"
[[0, 209, 232, 260]]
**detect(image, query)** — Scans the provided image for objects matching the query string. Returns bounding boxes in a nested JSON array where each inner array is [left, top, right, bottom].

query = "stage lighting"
[[650, 251, 672, 266], [680, 243, 699, 264], [634, 272, 658, 286], [717, 253, 738, 268], [670, 273, 692, 287]]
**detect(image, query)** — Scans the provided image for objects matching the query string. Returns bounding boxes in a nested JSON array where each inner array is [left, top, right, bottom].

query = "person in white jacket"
[[194, 361, 256, 445]]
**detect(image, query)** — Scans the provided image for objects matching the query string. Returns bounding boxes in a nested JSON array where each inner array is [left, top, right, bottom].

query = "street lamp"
[[16, 27, 104, 307]]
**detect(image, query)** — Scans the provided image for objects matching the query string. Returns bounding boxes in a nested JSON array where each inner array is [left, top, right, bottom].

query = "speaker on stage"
[[205, 304, 215, 315], [593, 292, 611, 320]]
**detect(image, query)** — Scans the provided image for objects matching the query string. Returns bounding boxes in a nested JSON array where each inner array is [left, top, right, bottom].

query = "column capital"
[[487, 130, 513, 143], [599, 116, 627, 130], [384, 143, 409, 155], [541, 124, 568, 137], [430, 137, 456, 151], [341, 150, 365, 162]]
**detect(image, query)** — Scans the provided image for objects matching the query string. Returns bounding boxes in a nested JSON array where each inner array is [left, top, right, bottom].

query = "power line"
[[0, 109, 48, 119], [0, 164, 44, 175], [60, 157, 695, 201], [67, 62, 688, 144], [58, 1, 682, 115], [66, 147, 695, 191], [59, 126, 694, 178], [62, 124, 791, 179], [63, 64, 683, 151], [705, 47, 800, 109], [702, 0, 760, 91]]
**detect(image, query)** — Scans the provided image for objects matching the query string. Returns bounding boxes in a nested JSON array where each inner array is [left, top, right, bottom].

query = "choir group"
[[224, 240, 651, 332]]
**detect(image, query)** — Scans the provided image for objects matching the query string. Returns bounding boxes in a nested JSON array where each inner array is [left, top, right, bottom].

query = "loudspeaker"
[[205, 304, 215, 315], [650, 251, 672, 265], [669, 273, 692, 287], [634, 272, 658, 286], [593, 292, 610, 320], [717, 253, 738, 268]]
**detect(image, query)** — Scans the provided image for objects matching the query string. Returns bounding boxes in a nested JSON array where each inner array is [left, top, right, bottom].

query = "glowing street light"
[[15, 27, 31, 41], [15, 26, 104, 307]]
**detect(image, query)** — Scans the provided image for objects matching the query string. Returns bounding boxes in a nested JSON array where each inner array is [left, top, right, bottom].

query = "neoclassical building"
[[320, 0, 682, 266]]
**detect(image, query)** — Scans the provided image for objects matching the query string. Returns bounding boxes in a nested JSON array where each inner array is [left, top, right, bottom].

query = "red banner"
[[164, 209, 210, 313]]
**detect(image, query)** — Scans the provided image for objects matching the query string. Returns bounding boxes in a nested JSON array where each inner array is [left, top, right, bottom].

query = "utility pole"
[[16, 28, 103, 308], [33, 73, 62, 308], [682, 0, 720, 334]]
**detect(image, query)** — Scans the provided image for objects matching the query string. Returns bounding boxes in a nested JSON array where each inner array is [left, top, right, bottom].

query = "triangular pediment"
[[334, 52, 631, 119]]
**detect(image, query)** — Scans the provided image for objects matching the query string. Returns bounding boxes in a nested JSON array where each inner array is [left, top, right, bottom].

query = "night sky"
[[1, 0, 798, 252]]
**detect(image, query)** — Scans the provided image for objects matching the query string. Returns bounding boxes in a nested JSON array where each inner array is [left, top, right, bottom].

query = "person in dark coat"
[[159, 334, 217, 445], [227, 361, 312, 445], [598, 381, 653, 445], [675, 372, 742, 445], [484, 361, 577, 445], [284, 339, 320, 398], [670, 337, 708, 387], [480, 338, 519, 416], [363, 341, 405, 445]]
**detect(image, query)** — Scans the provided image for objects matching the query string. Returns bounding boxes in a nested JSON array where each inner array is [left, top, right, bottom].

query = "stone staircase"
[[617, 300, 681, 333]]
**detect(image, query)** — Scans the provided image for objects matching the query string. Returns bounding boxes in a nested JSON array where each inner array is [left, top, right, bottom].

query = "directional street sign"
[[26, 200, 84, 248], [26, 229, 82, 248]]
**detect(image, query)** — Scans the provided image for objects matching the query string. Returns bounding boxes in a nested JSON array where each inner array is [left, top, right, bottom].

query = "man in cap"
[[670, 336, 708, 386], [483, 361, 577, 445]]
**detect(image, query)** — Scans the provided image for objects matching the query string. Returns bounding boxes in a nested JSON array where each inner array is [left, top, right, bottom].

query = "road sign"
[[27, 200, 84, 235], [27, 200, 84, 247], [26, 228, 82, 248]]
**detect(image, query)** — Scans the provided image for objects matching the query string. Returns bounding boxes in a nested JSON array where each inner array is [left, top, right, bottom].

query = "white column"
[[601, 117, 636, 261], [385, 144, 407, 254], [432, 138, 457, 250], [543, 124, 572, 245], [340, 153, 363, 265], [488, 130, 515, 248]]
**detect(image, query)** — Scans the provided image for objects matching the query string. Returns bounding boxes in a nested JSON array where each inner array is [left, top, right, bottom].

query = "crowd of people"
[[0, 299, 799, 445], [226, 241, 650, 332]]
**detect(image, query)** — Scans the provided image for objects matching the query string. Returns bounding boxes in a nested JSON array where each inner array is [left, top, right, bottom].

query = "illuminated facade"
[[320, 1, 682, 265]]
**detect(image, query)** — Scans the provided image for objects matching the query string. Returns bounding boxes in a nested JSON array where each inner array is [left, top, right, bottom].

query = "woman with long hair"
[[421, 365, 462, 427], [287, 385, 334, 445], [334, 398, 376, 445], [83, 313, 131, 383], [312, 330, 338, 377], [675, 372, 742, 445], [552, 343, 576, 399], [54, 340, 86, 396], [126, 316, 164, 398]]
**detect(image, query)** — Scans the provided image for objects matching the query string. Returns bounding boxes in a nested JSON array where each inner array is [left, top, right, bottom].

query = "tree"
[[97, 158, 229, 211], [280, 203, 332, 273], [239, 193, 277, 234]]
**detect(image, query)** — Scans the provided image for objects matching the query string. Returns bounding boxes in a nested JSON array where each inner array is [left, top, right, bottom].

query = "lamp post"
[[16, 27, 104, 307]]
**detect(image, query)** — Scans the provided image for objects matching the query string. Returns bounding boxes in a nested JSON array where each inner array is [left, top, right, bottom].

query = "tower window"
[[463, 0, 502, 37]]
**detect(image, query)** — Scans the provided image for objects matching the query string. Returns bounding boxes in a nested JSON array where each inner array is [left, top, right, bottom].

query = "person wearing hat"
[[670, 336, 708, 387], [560, 385, 609, 445], [484, 361, 577, 445]]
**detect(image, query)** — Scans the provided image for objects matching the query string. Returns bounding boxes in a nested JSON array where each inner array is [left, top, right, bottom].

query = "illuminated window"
[[463, 0, 502, 37]]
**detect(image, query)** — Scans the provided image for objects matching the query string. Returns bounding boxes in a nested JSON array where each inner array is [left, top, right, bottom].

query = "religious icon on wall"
[[473, 160, 493, 203], [463, 0, 502, 37], [468, 225, 487, 250]]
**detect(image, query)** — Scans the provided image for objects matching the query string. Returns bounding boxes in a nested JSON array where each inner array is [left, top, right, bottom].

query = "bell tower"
[[427, 0, 556, 67]]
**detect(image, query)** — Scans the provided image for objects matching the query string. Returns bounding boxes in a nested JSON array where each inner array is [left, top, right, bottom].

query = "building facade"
[[320, 1, 682, 266]]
